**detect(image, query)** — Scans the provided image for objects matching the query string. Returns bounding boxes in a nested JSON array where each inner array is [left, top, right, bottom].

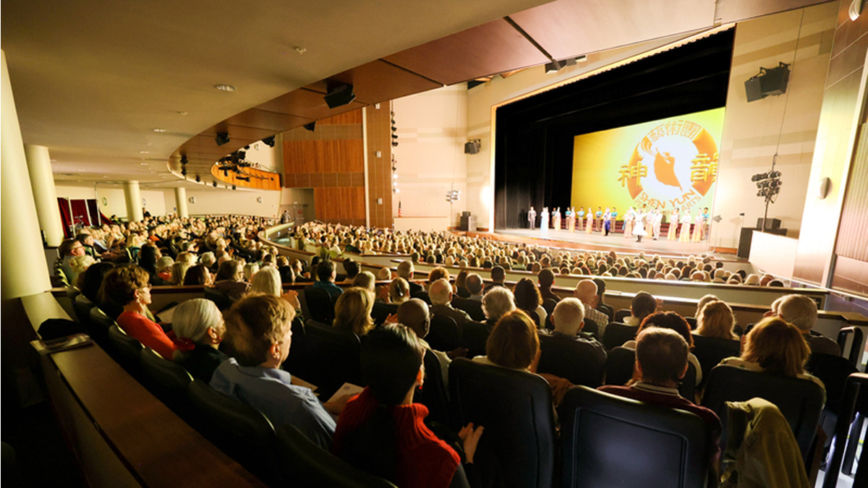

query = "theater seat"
[[604, 347, 696, 399], [427, 314, 460, 352], [187, 379, 277, 484], [414, 350, 450, 425], [303, 320, 362, 398], [614, 309, 631, 323], [805, 353, 858, 415], [140, 347, 193, 418], [88, 307, 116, 349], [560, 386, 711, 488], [449, 358, 555, 488], [701, 364, 825, 461], [602, 322, 637, 350], [691, 334, 740, 388], [371, 302, 398, 327], [108, 324, 143, 378], [203, 287, 233, 311], [302, 286, 336, 324], [451, 297, 485, 322], [460, 321, 492, 359], [537, 334, 605, 387], [276, 424, 397, 488]]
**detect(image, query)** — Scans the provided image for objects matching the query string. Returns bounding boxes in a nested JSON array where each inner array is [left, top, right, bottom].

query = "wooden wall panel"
[[319, 111, 363, 125], [314, 187, 365, 225], [283, 140, 364, 175], [835, 122, 868, 262], [366, 105, 393, 228]]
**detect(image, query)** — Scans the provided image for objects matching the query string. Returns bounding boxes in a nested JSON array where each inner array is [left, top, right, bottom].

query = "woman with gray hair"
[[251, 267, 282, 296], [172, 298, 227, 382], [482, 287, 516, 325], [243, 262, 260, 282]]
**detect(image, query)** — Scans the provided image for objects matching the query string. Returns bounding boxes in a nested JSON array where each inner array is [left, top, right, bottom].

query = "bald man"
[[397, 299, 451, 387], [429, 278, 471, 325], [575, 279, 610, 338]]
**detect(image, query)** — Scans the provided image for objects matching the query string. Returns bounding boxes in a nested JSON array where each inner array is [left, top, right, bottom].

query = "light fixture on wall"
[[215, 132, 230, 146], [188, 197, 196, 204], [850, 0, 863, 20], [257, 196, 263, 203], [391, 109, 398, 148]]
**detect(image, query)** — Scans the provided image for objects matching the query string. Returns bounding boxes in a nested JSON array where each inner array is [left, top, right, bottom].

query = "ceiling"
[[1, 0, 832, 189]]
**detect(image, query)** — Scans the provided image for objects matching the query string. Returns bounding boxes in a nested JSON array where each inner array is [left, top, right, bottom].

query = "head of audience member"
[[334, 287, 375, 337], [376, 267, 392, 281], [591, 277, 608, 308], [251, 267, 283, 296], [215, 259, 244, 283], [630, 292, 657, 322], [767, 279, 784, 287], [352, 271, 377, 292], [172, 299, 225, 357], [389, 278, 410, 304], [199, 251, 216, 269], [428, 278, 454, 306], [485, 310, 539, 371], [171, 262, 190, 286], [636, 312, 694, 349], [490, 266, 505, 284], [222, 293, 294, 368], [634, 328, 690, 388], [465, 273, 484, 298], [156, 256, 175, 276], [243, 263, 260, 282], [696, 301, 737, 340], [759, 274, 775, 287], [551, 298, 586, 337], [183, 265, 211, 286], [60, 238, 86, 258], [101, 265, 151, 310], [396, 261, 414, 282], [776, 294, 818, 334], [482, 287, 516, 322], [741, 316, 810, 377], [81, 262, 115, 304], [744, 274, 761, 286], [428, 266, 449, 285], [455, 269, 469, 289], [538, 268, 555, 291], [573, 279, 598, 306], [343, 259, 360, 280], [396, 299, 430, 340], [278, 266, 295, 285], [513, 278, 542, 315], [695, 294, 719, 318], [138, 245, 160, 273], [317, 259, 337, 283]]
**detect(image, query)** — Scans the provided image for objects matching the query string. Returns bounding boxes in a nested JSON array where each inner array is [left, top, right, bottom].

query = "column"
[[174, 187, 188, 218], [124, 180, 143, 222], [1, 50, 52, 299], [24, 145, 64, 246]]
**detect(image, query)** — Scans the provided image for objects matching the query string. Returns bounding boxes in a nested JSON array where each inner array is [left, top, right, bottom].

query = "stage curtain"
[[70, 199, 90, 228], [57, 198, 73, 238]]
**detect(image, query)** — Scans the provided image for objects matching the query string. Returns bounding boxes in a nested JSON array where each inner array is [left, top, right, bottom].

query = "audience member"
[[513, 278, 547, 328], [485, 266, 506, 293], [183, 264, 211, 286], [550, 298, 606, 371], [313, 260, 344, 299], [211, 259, 251, 302], [623, 291, 656, 326], [333, 287, 375, 337], [591, 277, 614, 322], [57, 238, 87, 285], [171, 261, 190, 286], [428, 278, 471, 325], [775, 294, 840, 356], [455, 270, 471, 298], [695, 294, 719, 318], [397, 261, 422, 295], [172, 298, 227, 382], [573, 280, 609, 337], [621, 312, 703, 385], [154, 256, 174, 285], [537, 269, 559, 303], [397, 299, 451, 386], [481, 287, 516, 325], [695, 301, 737, 340], [473, 310, 539, 373], [251, 267, 283, 296], [352, 271, 376, 292], [465, 273, 485, 301], [389, 278, 411, 305]]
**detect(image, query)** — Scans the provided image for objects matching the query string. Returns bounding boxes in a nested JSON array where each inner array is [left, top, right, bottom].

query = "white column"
[[1, 50, 52, 299], [24, 145, 64, 246], [124, 181, 143, 222], [174, 187, 188, 218]]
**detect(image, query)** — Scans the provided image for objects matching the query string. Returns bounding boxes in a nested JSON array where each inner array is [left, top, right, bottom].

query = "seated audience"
[[592, 278, 614, 322], [573, 280, 609, 337], [57, 238, 87, 285], [455, 270, 471, 298], [481, 287, 516, 326], [251, 267, 282, 296], [153, 256, 174, 285], [549, 298, 606, 366], [695, 301, 737, 340], [172, 298, 228, 382], [397, 299, 451, 386], [695, 294, 719, 318], [312, 260, 343, 299], [775, 294, 840, 356], [397, 260, 422, 295], [333, 324, 483, 488], [429, 278, 471, 325], [183, 264, 211, 286], [78, 262, 115, 305], [211, 294, 344, 449], [101, 265, 176, 359], [211, 259, 251, 302], [484, 266, 506, 293], [465, 273, 485, 301], [389, 278, 411, 305], [342, 258, 360, 282], [537, 269, 560, 303], [513, 278, 547, 328], [243, 263, 260, 282], [622, 291, 656, 326], [171, 261, 190, 285], [333, 287, 375, 337], [622, 312, 703, 385], [352, 271, 376, 292], [473, 310, 539, 373]]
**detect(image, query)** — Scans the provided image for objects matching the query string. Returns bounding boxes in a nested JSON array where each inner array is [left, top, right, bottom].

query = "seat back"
[[805, 353, 858, 415], [604, 347, 695, 399], [303, 320, 362, 398], [415, 349, 450, 424], [303, 286, 336, 324], [691, 334, 740, 387], [108, 324, 143, 376], [837, 327, 865, 366], [451, 297, 485, 322], [72, 298, 97, 325], [537, 335, 605, 387], [582, 318, 599, 339], [701, 365, 825, 460], [281, 316, 308, 378], [685, 316, 698, 329], [614, 309, 631, 323], [203, 287, 233, 311], [276, 424, 397, 488], [602, 322, 637, 350], [427, 314, 460, 352], [371, 302, 398, 327], [186, 380, 277, 482], [88, 307, 116, 349], [560, 386, 710, 488], [542, 298, 558, 316], [140, 347, 193, 415], [460, 321, 492, 359], [449, 358, 555, 488]]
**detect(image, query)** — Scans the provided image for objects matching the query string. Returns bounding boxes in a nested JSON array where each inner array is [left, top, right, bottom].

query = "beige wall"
[[280, 188, 315, 222], [392, 85, 468, 228], [711, 3, 838, 249], [173, 187, 281, 218], [55, 184, 167, 220]]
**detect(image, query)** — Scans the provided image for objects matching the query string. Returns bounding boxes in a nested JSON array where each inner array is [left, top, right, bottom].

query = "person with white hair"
[[200, 251, 217, 271], [550, 298, 606, 370], [482, 287, 516, 325], [429, 278, 471, 325], [776, 294, 840, 356], [243, 262, 260, 282], [172, 298, 228, 382], [251, 267, 283, 296], [153, 256, 175, 285], [396, 260, 422, 295]]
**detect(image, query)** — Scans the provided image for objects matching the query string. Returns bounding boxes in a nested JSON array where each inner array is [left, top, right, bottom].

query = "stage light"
[[232, 185, 236, 190], [263, 136, 275, 147], [195, 175, 201, 183], [180, 155, 188, 165], [324, 84, 355, 109], [215, 132, 230, 146], [545, 60, 565, 74], [303, 122, 316, 132], [213, 181, 217, 188]]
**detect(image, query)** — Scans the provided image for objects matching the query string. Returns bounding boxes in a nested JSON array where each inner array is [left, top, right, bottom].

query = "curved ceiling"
[[2, 0, 830, 189]]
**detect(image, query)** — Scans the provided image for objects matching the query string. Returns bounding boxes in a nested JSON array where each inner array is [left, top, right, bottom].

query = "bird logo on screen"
[[653, 150, 682, 190]]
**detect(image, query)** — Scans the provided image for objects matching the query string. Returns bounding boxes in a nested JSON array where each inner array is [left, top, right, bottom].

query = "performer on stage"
[[527, 206, 537, 230], [552, 207, 561, 231], [633, 209, 648, 243], [640, 205, 653, 237], [702, 207, 711, 240], [540, 207, 549, 232], [679, 212, 692, 243], [652, 209, 663, 240], [611, 207, 619, 234], [692, 212, 704, 243], [576, 207, 584, 231], [603, 208, 612, 236], [586, 207, 593, 234], [667, 207, 679, 241], [595, 207, 603, 232], [623, 207, 634, 239], [566, 207, 575, 232]]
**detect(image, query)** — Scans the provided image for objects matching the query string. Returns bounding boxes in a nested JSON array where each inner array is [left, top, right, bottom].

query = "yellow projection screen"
[[571, 107, 724, 214]]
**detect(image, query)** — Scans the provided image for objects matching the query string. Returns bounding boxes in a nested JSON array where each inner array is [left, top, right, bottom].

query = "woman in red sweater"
[[333, 325, 483, 488], [101, 265, 176, 359]]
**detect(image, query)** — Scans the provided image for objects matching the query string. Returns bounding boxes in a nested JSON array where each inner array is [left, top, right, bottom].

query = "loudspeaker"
[[760, 65, 789, 96], [738, 227, 788, 258], [745, 77, 764, 102], [460, 214, 476, 232], [303, 122, 316, 132], [464, 140, 481, 154], [215, 132, 230, 146], [756, 218, 781, 229], [324, 84, 355, 109]]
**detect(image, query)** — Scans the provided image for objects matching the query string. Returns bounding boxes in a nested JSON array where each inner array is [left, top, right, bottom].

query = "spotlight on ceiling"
[[215, 132, 230, 146], [195, 175, 201, 183], [180, 154, 188, 165], [303, 122, 316, 132], [545, 60, 566, 74], [213, 181, 217, 188], [263, 136, 275, 147], [232, 185, 237, 190], [324, 84, 355, 109]]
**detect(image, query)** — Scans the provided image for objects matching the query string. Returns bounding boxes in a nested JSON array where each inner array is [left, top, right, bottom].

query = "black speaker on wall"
[[744, 63, 790, 102], [745, 77, 764, 102], [303, 122, 316, 132], [464, 140, 481, 154], [324, 84, 355, 109]]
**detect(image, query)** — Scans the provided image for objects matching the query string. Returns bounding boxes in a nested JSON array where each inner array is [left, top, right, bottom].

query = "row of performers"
[[527, 206, 710, 243]]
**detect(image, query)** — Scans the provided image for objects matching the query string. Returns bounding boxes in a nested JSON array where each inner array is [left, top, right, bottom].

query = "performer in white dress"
[[595, 207, 603, 232], [623, 207, 634, 239], [633, 209, 648, 243], [552, 208, 561, 231], [528, 206, 537, 230], [692, 213, 704, 243], [586, 207, 594, 234], [576, 207, 584, 231], [566, 207, 575, 232], [652, 210, 664, 240], [540, 207, 549, 232], [679, 212, 692, 243], [667, 208, 679, 241]]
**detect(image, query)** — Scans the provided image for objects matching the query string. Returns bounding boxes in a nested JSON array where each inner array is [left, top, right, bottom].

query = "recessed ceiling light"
[[140, 150, 149, 154], [177, 111, 188, 116], [215, 84, 236, 92], [152, 128, 166, 133], [294, 46, 307, 55], [140, 162, 148, 165]]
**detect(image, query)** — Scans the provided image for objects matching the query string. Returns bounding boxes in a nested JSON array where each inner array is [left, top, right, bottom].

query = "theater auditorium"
[[2, 0, 867, 487]]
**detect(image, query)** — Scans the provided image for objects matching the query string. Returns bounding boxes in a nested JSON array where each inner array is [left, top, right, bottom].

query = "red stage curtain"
[[70, 199, 90, 228], [57, 198, 73, 238]]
